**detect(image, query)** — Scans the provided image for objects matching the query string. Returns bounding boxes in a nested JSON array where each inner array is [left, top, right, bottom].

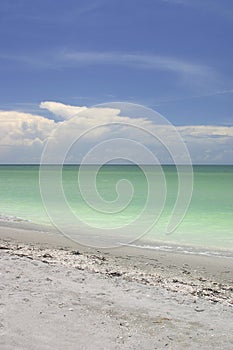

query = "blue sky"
[[0, 0, 233, 163]]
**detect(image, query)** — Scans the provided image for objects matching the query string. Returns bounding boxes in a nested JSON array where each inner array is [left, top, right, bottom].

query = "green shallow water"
[[0, 165, 232, 252]]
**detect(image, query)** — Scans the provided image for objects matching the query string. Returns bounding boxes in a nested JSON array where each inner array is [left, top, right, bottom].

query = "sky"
[[0, 0, 233, 164]]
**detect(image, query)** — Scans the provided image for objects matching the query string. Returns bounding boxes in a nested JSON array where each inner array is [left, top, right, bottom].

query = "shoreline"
[[1, 216, 233, 259], [1, 224, 233, 301]]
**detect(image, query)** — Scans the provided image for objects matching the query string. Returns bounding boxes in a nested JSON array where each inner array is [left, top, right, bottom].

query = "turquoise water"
[[0, 165, 232, 253]]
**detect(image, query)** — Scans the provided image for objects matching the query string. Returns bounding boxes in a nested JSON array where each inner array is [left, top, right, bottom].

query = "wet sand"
[[1, 225, 233, 349]]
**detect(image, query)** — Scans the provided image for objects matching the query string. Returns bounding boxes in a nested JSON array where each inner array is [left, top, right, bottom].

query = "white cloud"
[[0, 51, 219, 94], [40, 101, 87, 121], [39, 101, 233, 164], [61, 52, 212, 78], [178, 125, 233, 164], [0, 110, 56, 163], [178, 125, 233, 138], [0, 51, 214, 80], [0, 102, 232, 164]]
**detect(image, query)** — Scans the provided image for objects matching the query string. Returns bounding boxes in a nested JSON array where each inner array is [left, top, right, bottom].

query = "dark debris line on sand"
[[0, 240, 233, 306]]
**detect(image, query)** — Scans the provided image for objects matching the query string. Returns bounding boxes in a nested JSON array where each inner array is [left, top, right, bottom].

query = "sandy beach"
[[1, 225, 233, 350]]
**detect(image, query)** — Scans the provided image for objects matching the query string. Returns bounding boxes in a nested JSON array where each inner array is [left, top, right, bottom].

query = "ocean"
[[0, 165, 232, 256]]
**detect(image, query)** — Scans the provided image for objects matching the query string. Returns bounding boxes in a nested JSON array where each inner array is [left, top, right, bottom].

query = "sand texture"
[[0, 227, 233, 349]]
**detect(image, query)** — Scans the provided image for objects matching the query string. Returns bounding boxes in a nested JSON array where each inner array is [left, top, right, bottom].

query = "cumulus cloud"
[[178, 125, 233, 164], [0, 102, 232, 164], [40, 101, 87, 121], [0, 110, 56, 163], [39, 101, 233, 164]]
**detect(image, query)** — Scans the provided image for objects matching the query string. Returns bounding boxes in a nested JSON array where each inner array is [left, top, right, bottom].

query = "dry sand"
[[0, 225, 233, 349]]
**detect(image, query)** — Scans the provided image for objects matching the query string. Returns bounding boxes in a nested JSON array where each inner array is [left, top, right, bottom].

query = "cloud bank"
[[0, 101, 232, 164], [0, 110, 55, 163]]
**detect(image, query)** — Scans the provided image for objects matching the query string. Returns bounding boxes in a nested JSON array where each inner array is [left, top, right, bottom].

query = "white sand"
[[0, 226, 233, 349]]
